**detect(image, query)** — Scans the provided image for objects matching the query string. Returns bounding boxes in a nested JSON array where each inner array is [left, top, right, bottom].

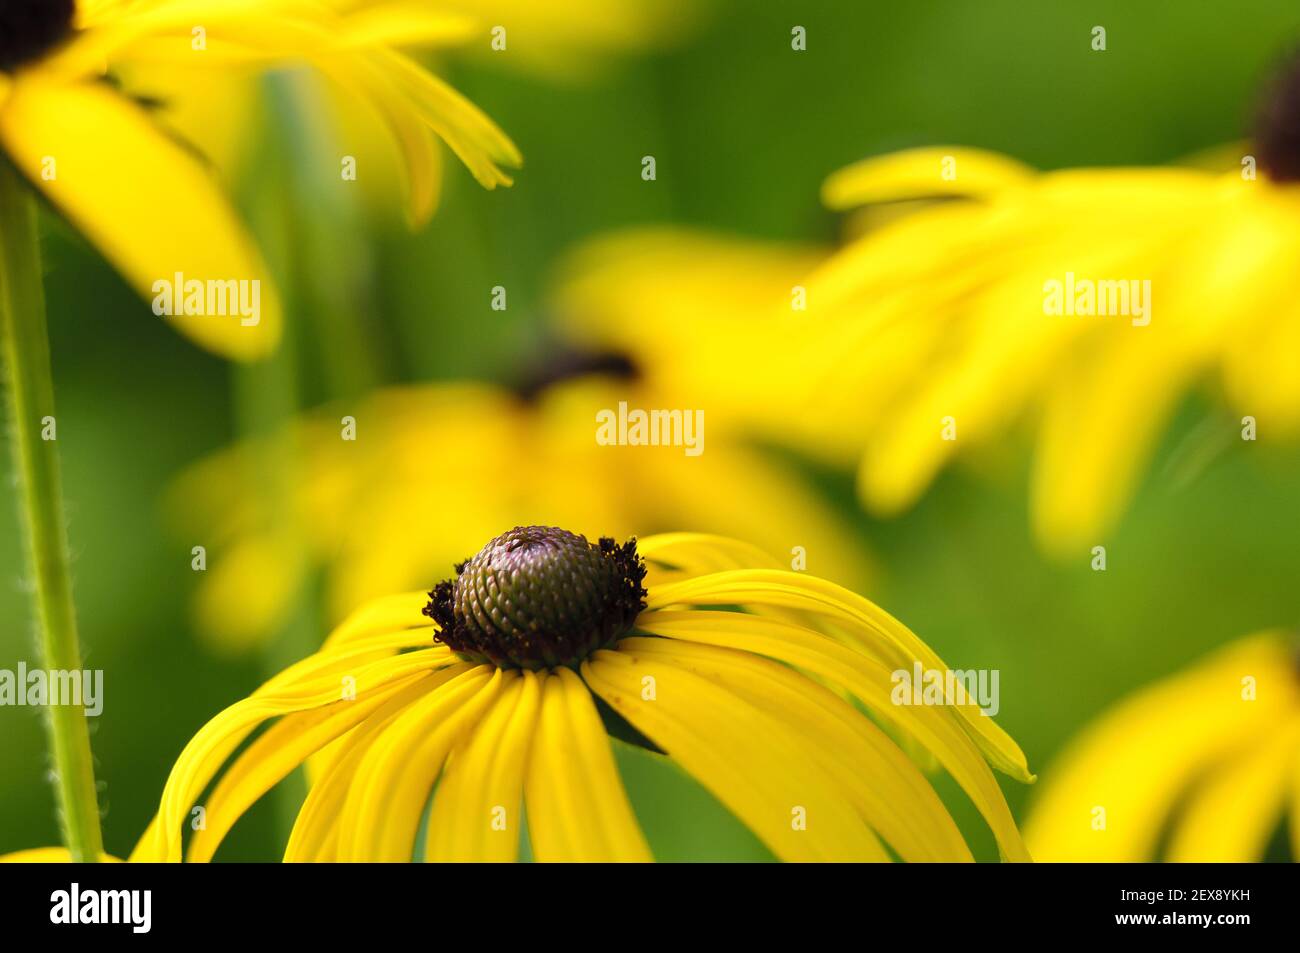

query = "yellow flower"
[[1024, 632, 1300, 862], [803, 129, 1300, 555], [173, 373, 874, 652], [132, 527, 1033, 862], [0, 0, 518, 358], [550, 227, 830, 453]]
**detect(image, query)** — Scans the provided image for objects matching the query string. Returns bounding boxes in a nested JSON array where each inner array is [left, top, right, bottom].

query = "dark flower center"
[[1256, 51, 1300, 183], [423, 526, 647, 670], [0, 0, 75, 72], [511, 347, 639, 404]]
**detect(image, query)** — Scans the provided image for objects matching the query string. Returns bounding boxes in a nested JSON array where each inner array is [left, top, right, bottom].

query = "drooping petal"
[[633, 609, 1031, 861], [621, 636, 973, 861], [137, 647, 451, 861], [584, 650, 890, 861], [425, 670, 540, 862], [285, 668, 471, 862], [0, 76, 281, 359], [186, 671, 446, 862], [335, 665, 501, 861], [1023, 634, 1295, 862], [524, 668, 652, 862], [1164, 721, 1299, 862], [645, 569, 1034, 783]]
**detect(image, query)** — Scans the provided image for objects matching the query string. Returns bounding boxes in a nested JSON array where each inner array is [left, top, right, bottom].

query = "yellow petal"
[[822, 147, 1034, 209], [1164, 720, 1300, 862], [585, 650, 890, 861], [1024, 634, 1295, 862], [142, 647, 451, 861], [335, 665, 501, 861], [323, 591, 434, 648], [622, 636, 973, 861], [285, 665, 473, 862], [0, 76, 280, 359], [425, 670, 540, 862], [524, 668, 652, 862], [646, 568, 1034, 782], [634, 608, 1032, 861], [187, 671, 444, 862]]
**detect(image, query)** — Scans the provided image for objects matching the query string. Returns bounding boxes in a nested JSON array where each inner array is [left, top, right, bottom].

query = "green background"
[[4, 0, 1300, 861]]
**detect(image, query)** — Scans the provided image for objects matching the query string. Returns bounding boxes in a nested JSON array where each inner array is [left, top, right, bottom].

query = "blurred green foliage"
[[4, 0, 1300, 861]]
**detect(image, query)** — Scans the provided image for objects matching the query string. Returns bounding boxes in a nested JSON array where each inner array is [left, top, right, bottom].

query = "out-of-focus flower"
[[128, 0, 705, 229], [133, 528, 1033, 862], [802, 54, 1300, 555], [550, 227, 830, 452], [116, 0, 522, 229], [0, 0, 518, 357], [173, 371, 874, 653], [805, 144, 1300, 554], [1024, 632, 1300, 862]]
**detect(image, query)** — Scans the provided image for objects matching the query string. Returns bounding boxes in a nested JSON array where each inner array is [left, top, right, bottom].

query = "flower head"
[[1024, 632, 1300, 862], [0, 0, 518, 358], [793, 49, 1300, 554], [172, 374, 874, 652], [133, 530, 1033, 862], [425, 526, 647, 669]]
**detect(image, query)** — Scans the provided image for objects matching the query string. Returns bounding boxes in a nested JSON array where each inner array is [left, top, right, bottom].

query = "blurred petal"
[[0, 77, 280, 359], [822, 146, 1034, 209], [1024, 634, 1296, 861], [1164, 720, 1300, 862]]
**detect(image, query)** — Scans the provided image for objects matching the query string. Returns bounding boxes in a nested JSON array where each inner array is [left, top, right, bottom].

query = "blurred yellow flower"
[[550, 226, 839, 457], [0, 0, 518, 358], [1024, 632, 1300, 862], [127, 0, 703, 230], [174, 372, 873, 653], [803, 139, 1300, 556], [133, 529, 1033, 862]]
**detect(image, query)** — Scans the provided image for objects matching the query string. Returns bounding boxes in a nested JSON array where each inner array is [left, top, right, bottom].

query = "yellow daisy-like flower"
[[132, 528, 1033, 862], [800, 58, 1300, 554], [0, 0, 518, 358], [1024, 632, 1300, 862], [173, 372, 873, 653], [550, 226, 829, 451]]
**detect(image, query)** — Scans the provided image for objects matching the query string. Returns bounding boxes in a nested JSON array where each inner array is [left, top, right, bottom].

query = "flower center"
[[1257, 51, 1300, 183], [0, 0, 75, 72], [511, 347, 639, 403], [424, 526, 647, 670]]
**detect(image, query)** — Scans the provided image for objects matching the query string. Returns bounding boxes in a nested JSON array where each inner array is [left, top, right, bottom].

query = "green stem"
[[0, 162, 103, 862]]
